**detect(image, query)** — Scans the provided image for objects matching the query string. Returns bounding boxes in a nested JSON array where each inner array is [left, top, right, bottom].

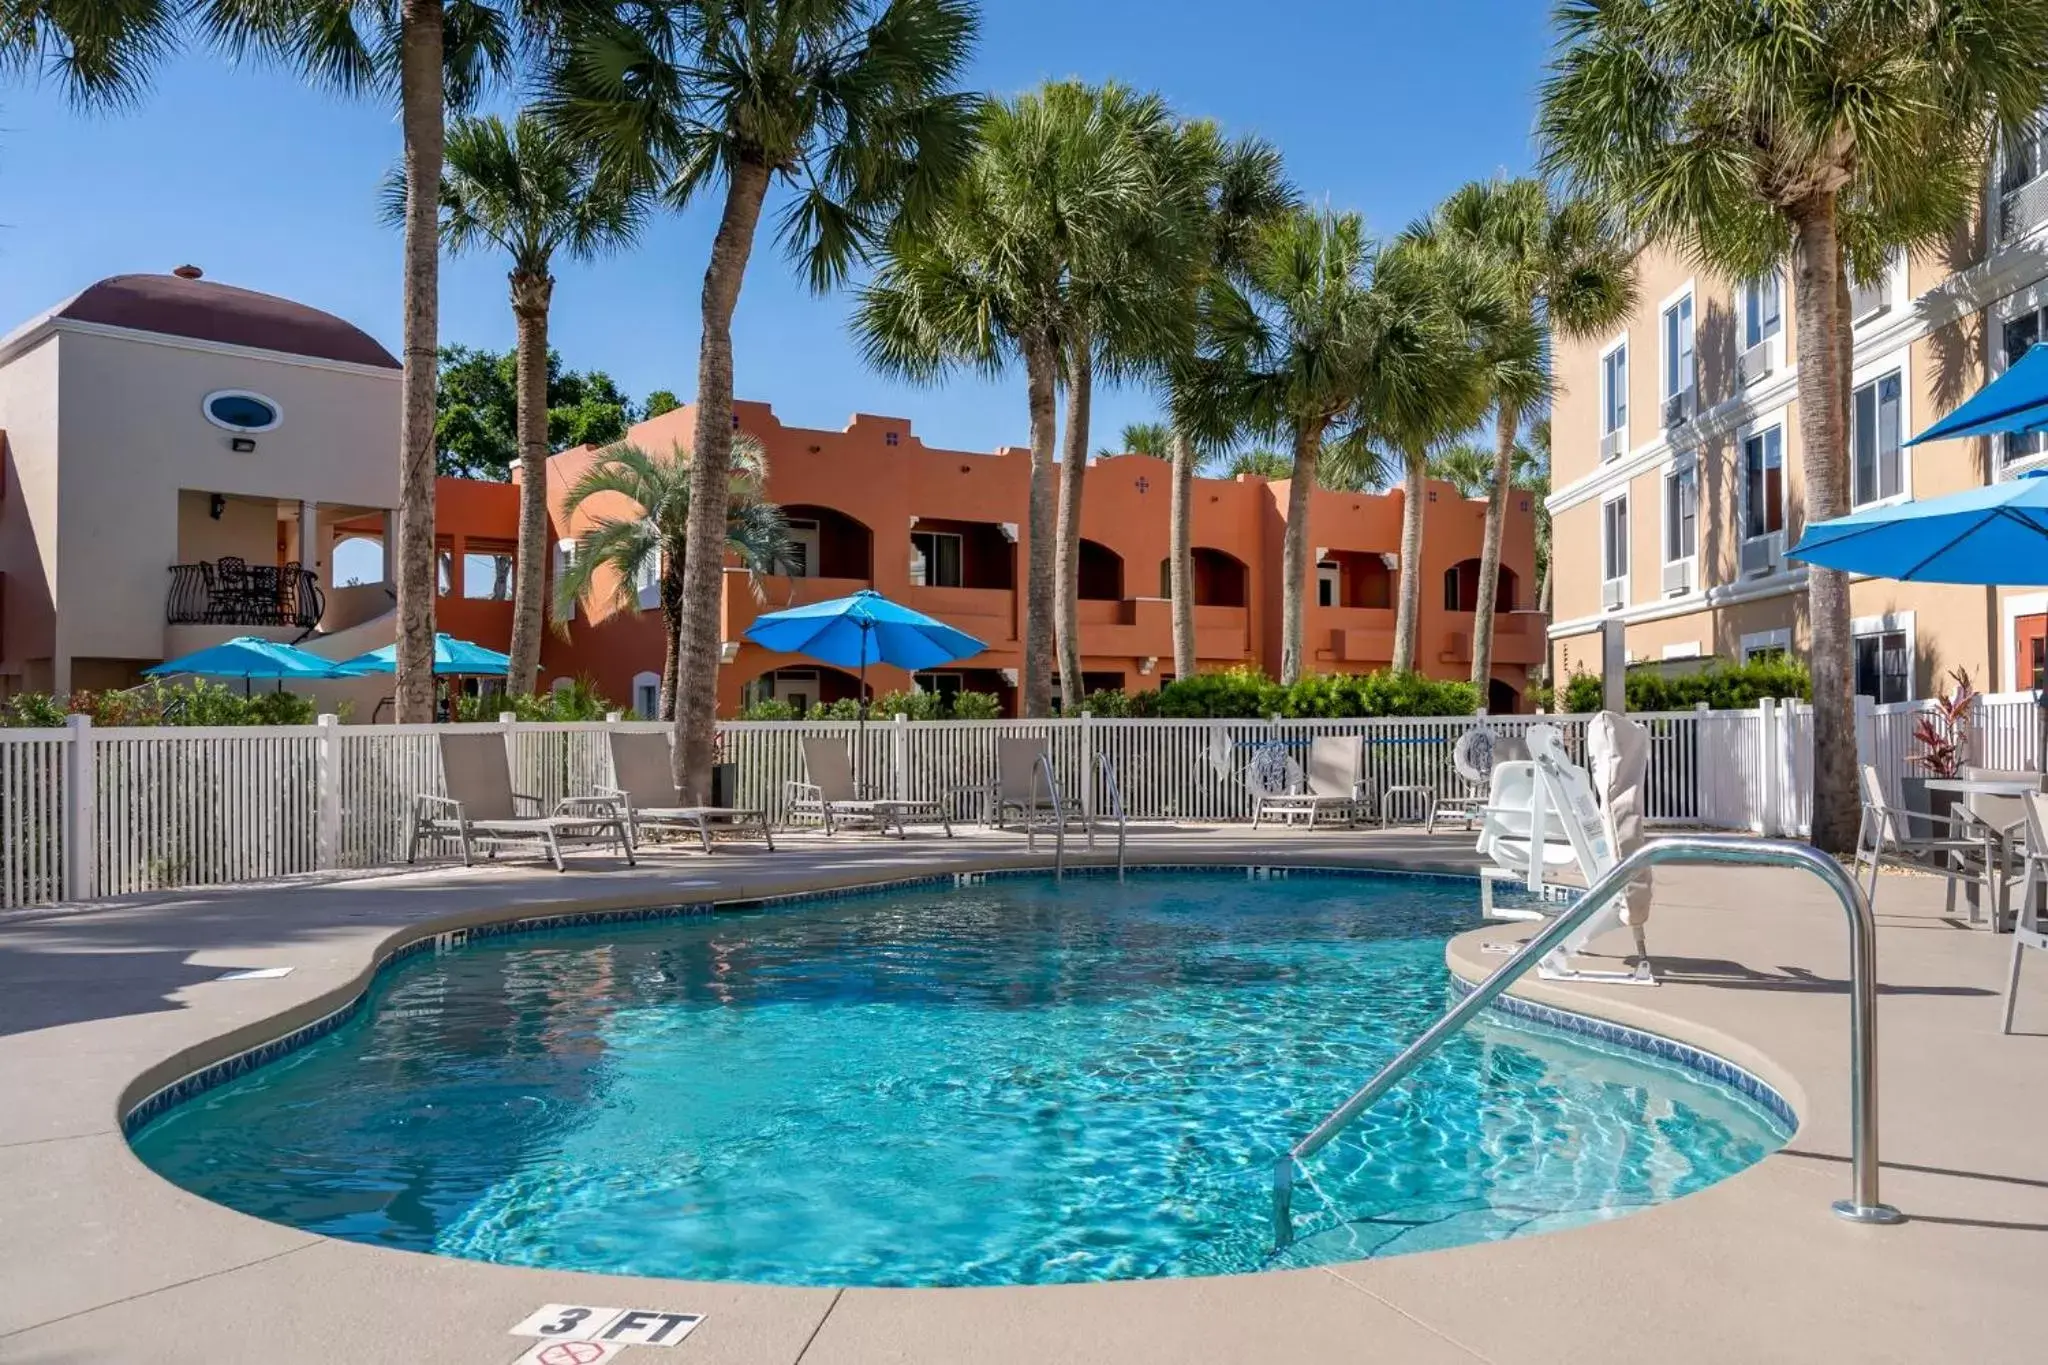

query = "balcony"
[[1318, 606, 1396, 664], [900, 584, 1018, 646], [167, 560, 323, 630], [721, 571, 871, 643], [1438, 609, 1547, 668]]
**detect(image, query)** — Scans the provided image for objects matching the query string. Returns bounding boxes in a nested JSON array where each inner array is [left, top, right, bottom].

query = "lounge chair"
[[978, 735, 1079, 830], [786, 735, 953, 838], [2004, 790, 2048, 1034], [1251, 735, 1367, 829], [601, 730, 775, 854], [406, 731, 634, 872]]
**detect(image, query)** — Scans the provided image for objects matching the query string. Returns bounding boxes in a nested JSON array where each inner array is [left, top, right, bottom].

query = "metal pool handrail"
[[1096, 752, 1127, 882], [1026, 752, 1068, 879], [1271, 835, 1903, 1250]]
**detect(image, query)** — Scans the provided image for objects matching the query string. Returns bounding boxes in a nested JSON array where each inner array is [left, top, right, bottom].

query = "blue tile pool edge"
[[119, 863, 1789, 1140]]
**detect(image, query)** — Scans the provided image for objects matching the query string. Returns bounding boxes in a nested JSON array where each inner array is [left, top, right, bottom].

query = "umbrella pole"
[[857, 627, 870, 795]]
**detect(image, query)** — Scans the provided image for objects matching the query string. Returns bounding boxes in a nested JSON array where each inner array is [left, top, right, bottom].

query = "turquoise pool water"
[[131, 871, 1787, 1286]]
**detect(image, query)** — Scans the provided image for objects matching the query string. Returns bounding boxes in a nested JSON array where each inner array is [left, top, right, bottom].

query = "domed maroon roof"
[[55, 272, 399, 369]]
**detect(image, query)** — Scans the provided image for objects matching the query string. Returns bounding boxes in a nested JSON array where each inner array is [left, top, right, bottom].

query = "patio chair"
[[786, 735, 953, 838], [405, 731, 634, 872], [973, 735, 1080, 831], [1852, 764, 1998, 917], [601, 730, 775, 854], [2003, 790, 2048, 1034], [1957, 767, 2035, 929], [1251, 735, 1368, 829]]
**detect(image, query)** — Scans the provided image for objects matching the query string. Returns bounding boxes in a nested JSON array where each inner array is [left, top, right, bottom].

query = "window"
[[631, 671, 660, 719], [1602, 495, 1629, 586], [1853, 615, 1913, 704], [436, 549, 454, 596], [202, 389, 282, 433], [784, 518, 819, 578], [1318, 560, 1341, 608], [1742, 426, 1785, 540], [1743, 274, 1783, 351], [551, 541, 577, 621], [910, 530, 962, 587], [462, 550, 514, 600], [2000, 308, 2045, 468], [634, 551, 660, 608], [1741, 629, 1791, 664], [1851, 370, 1904, 506], [1601, 344, 1628, 434], [2000, 115, 2047, 195], [1664, 458, 1698, 564], [913, 671, 963, 705], [1662, 293, 1694, 402]]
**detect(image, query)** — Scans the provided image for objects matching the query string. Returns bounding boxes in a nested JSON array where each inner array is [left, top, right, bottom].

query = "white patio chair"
[[1251, 736, 1367, 828], [785, 735, 953, 838], [1853, 764, 2003, 919], [601, 730, 775, 854], [2004, 790, 2048, 1034], [970, 735, 1080, 831], [406, 731, 634, 872]]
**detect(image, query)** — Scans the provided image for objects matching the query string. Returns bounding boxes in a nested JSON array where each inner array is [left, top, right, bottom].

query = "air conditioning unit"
[[1662, 388, 1694, 428], [1739, 536, 1781, 577], [1599, 429, 1622, 462], [1738, 340, 1772, 386], [1849, 278, 1889, 323], [1662, 559, 1694, 595], [1602, 578, 1626, 610]]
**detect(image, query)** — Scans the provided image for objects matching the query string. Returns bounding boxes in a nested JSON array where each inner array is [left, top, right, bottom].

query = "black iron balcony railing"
[[167, 559, 325, 629]]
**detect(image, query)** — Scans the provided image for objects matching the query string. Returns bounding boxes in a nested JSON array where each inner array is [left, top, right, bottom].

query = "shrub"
[[950, 689, 1002, 720], [1, 680, 319, 727], [455, 678, 616, 722], [738, 698, 800, 721], [1556, 656, 1811, 713], [810, 698, 866, 720], [1077, 687, 1140, 717], [1137, 668, 1479, 719], [873, 688, 946, 721], [1149, 666, 1287, 718]]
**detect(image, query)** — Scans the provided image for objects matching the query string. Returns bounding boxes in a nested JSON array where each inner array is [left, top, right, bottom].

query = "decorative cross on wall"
[[1134, 477, 1150, 494]]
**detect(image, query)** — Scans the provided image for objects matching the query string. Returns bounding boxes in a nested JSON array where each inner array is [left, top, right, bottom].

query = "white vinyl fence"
[[0, 695, 2038, 910]]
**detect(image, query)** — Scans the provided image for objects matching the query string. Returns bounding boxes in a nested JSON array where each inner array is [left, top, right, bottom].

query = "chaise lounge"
[[406, 731, 635, 872]]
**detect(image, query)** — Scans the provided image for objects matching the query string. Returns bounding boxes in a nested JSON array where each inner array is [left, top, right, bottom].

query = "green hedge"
[[1, 680, 317, 728], [737, 689, 1002, 722], [1083, 667, 1479, 719], [1554, 657, 1811, 713], [453, 677, 616, 722]]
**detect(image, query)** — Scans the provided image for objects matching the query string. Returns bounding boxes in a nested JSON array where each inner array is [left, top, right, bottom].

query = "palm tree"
[[1408, 178, 1633, 695], [854, 83, 1169, 717], [1098, 421, 1171, 461], [555, 439, 789, 719], [545, 0, 979, 798], [1541, 0, 2048, 850], [410, 109, 647, 696], [1219, 447, 1291, 480], [2, 1, 564, 724], [1431, 419, 1553, 613]]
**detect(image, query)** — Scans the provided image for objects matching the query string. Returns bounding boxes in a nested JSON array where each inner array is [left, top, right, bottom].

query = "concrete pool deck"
[[0, 826, 2040, 1363]]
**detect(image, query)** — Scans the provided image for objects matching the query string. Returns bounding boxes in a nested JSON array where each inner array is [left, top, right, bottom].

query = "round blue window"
[[203, 391, 280, 432]]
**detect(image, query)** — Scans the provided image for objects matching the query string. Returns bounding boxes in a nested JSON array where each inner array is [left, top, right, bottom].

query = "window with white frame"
[[631, 670, 660, 719], [1848, 249, 1904, 326], [1852, 614, 1913, 704], [909, 530, 963, 587], [1851, 369, 1904, 507], [1742, 424, 1786, 542], [1743, 272, 1783, 352], [1740, 628, 1791, 664], [1662, 292, 1695, 418], [1317, 560, 1340, 608], [1601, 495, 1629, 606], [1601, 343, 1628, 435], [1997, 113, 2048, 241], [1999, 304, 2046, 469], [1664, 456, 1698, 566]]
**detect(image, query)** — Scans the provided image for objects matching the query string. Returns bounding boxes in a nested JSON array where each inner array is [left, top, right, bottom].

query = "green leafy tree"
[[1541, 0, 2048, 851], [1407, 177, 1634, 691], [642, 388, 681, 419], [436, 345, 647, 478], [546, 0, 980, 800], [555, 439, 789, 720], [405, 109, 647, 694]]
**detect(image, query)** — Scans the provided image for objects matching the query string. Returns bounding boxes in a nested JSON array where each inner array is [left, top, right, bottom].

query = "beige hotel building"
[[1548, 123, 2048, 704]]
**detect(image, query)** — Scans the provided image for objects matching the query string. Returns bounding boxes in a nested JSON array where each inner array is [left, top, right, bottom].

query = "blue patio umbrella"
[[1787, 469, 2048, 584], [338, 633, 511, 677], [1904, 343, 2048, 447], [144, 636, 355, 696]]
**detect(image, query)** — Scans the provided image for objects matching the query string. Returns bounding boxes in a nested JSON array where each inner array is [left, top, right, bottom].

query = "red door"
[[2018, 613, 2047, 692]]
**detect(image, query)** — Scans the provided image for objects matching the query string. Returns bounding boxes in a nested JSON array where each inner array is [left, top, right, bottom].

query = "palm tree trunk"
[[674, 158, 771, 800], [1392, 451, 1427, 673], [1279, 423, 1320, 685], [393, 0, 444, 725], [1467, 403, 1516, 699], [506, 272, 553, 695], [1791, 194, 1858, 854], [1022, 333, 1060, 718], [1168, 427, 1198, 681], [1054, 340, 1091, 709], [660, 585, 683, 722]]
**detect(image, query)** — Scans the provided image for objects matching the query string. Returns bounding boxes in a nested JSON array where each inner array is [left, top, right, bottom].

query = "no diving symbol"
[[536, 1343, 610, 1365]]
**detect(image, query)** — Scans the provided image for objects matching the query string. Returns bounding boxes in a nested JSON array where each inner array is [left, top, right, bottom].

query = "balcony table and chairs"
[[166, 557, 325, 630]]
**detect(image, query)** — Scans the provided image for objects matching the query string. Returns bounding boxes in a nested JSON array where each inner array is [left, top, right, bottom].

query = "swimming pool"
[[129, 870, 1789, 1287]]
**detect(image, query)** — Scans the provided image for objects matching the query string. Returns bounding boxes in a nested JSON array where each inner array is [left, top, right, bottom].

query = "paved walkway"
[[0, 828, 2039, 1363]]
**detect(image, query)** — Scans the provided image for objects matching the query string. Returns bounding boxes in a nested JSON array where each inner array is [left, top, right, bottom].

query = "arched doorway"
[[1161, 548, 1250, 607], [778, 505, 873, 580], [1487, 678, 1520, 715], [1443, 557, 1518, 612], [1078, 539, 1124, 600]]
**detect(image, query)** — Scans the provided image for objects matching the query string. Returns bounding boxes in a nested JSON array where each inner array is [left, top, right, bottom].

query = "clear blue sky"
[[0, 0, 1552, 458]]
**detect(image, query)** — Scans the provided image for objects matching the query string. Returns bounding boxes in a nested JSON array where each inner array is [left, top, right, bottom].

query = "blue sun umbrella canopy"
[[744, 589, 985, 682], [338, 633, 510, 676], [144, 636, 356, 684], [1904, 343, 2048, 447], [1788, 469, 2048, 585]]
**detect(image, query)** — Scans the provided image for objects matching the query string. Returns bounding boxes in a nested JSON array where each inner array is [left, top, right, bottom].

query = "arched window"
[[631, 670, 661, 718]]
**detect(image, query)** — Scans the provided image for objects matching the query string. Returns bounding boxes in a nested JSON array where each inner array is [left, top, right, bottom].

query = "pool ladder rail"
[[1027, 752, 1128, 882], [1271, 835, 1904, 1251]]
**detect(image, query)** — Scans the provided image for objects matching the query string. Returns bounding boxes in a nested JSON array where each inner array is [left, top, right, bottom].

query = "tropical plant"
[[1540, 0, 2048, 852], [555, 439, 790, 721], [1, 1, 587, 723], [546, 0, 979, 800], [1911, 668, 1977, 779], [1218, 447, 1291, 480], [855, 81, 1170, 719], [1409, 177, 1634, 693], [1098, 421, 1171, 461], [403, 109, 648, 695]]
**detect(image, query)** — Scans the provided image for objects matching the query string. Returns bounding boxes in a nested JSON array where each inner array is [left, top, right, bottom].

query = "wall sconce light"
[[1139, 656, 1156, 675], [208, 493, 226, 520], [719, 641, 741, 663], [230, 436, 256, 453]]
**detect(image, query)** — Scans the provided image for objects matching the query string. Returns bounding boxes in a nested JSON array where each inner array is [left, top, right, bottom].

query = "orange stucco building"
[[424, 399, 1541, 717]]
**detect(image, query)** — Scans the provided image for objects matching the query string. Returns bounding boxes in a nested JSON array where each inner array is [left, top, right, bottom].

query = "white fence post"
[[316, 714, 342, 869], [1758, 697, 1779, 836], [62, 713, 94, 902], [1079, 711, 1095, 823], [892, 714, 909, 802]]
